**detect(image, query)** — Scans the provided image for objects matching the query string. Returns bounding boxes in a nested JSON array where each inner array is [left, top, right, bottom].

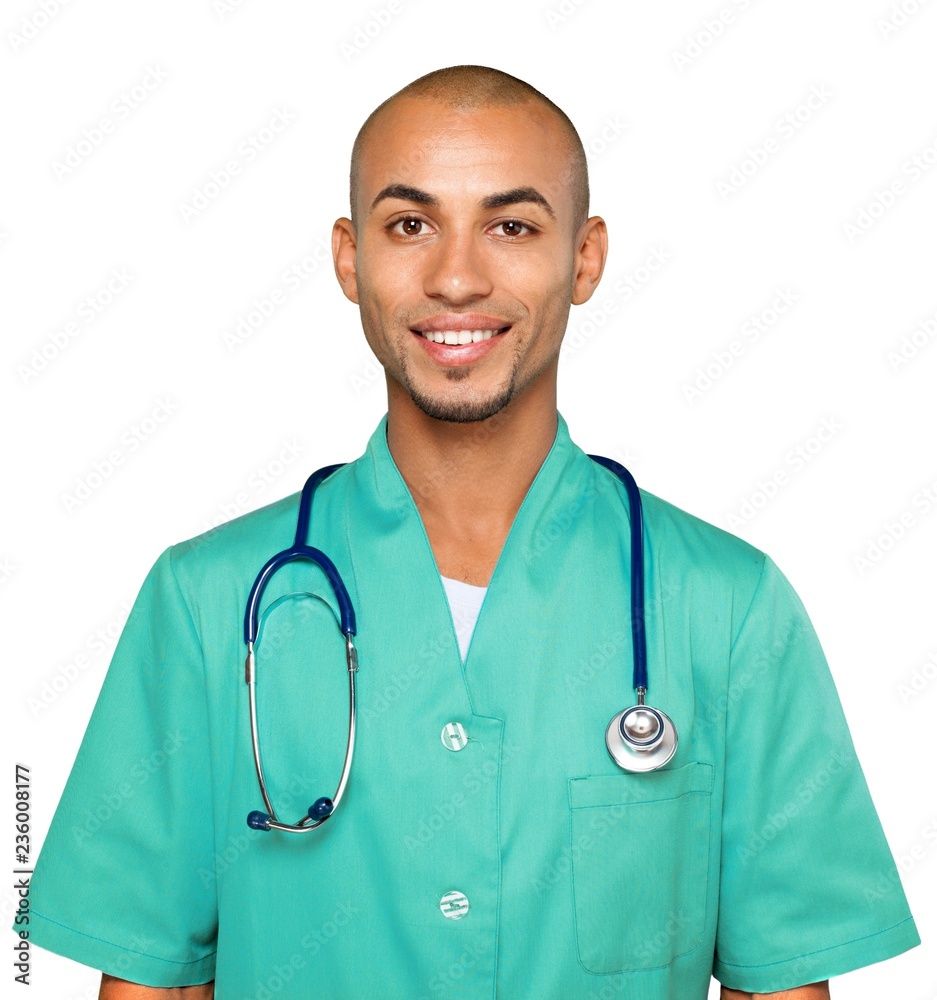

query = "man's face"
[[336, 96, 597, 424]]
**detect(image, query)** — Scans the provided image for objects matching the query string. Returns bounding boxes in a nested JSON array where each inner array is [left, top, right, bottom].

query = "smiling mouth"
[[412, 326, 511, 345]]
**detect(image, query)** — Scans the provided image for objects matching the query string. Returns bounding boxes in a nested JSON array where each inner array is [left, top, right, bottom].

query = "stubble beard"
[[395, 338, 521, 424]]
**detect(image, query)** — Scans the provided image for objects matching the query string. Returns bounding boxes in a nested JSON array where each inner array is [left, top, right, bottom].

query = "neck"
[[385, 377, 559, 549]]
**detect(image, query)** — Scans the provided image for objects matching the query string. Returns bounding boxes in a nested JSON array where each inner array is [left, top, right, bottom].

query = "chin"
[[410, 387, 515, 425]]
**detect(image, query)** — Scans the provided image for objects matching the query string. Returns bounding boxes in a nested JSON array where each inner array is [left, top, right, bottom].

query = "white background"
[[3, 0, 936, 997]]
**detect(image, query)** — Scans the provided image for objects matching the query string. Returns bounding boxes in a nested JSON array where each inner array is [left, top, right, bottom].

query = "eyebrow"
[[369, 183, 556, 220]]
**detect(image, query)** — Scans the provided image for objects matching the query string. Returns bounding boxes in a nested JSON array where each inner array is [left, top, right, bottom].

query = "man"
[[26, 66, 919, 999]]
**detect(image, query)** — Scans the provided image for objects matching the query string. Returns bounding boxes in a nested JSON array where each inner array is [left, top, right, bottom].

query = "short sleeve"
[[713, 558, 920, 993], [714, 555, 920, 992], [25, 547, 217, 987]]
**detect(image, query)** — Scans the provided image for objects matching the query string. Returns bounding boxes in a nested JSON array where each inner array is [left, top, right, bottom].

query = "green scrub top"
[[27, 412, 919, 998]]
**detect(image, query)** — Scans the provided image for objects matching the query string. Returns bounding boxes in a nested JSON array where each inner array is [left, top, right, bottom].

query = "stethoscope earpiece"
[[309, 797, 334, 821]]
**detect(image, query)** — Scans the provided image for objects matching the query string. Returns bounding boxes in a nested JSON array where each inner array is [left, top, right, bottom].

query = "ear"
[[332, 217, 359, 304], [571, 216, 608, 306]]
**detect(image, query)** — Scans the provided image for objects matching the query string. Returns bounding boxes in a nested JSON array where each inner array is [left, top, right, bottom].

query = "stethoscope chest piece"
[[605, 702, 678, 772]]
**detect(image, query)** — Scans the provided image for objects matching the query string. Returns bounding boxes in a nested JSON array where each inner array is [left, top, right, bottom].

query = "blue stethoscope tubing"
[[586, 455, 647, 691], [243, 453, 677, 833]]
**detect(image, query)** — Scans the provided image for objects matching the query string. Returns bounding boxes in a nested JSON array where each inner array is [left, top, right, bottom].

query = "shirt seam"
[[717, 915, 917, 971], [166, 545, 207, 663], [728, 552, 769, 655], [165, 544, 219, 937], [719, 550, 769, 922], [31, 908, 217, 967], [491, 719, 505, 1000]]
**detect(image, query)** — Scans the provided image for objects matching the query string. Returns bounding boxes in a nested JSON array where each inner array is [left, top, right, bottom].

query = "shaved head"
[[349, 64, 589, 231]]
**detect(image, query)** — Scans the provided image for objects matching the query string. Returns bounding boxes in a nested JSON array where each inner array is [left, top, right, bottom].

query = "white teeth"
[[421, 329, 499, 344]]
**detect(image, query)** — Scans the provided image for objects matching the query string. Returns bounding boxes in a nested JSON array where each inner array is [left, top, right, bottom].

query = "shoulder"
[[639, 487, 767, 600], [161, 488, 303, 601], [163, 459, 361, 584]]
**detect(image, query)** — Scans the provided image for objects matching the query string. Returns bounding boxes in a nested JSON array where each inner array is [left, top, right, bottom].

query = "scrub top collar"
[[355, 407, 591, 537]]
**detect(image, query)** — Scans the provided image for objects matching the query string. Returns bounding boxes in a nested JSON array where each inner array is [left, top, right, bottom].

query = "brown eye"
[[498, 220, 528, 237], [398, 218, 423, 235]]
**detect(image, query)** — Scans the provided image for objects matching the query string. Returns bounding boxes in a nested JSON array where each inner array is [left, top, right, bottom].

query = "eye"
[[391, 216, 427, 236], [492, 219, 532, 238]]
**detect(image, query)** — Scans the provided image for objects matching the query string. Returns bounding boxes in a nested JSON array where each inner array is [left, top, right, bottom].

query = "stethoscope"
[[243, 455, 678, 834]]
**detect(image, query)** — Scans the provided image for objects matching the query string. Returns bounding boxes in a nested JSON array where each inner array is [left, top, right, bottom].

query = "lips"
[[412, 312, 511, 332], [411, 325, 510, 365], [408, 313, 512, 365]]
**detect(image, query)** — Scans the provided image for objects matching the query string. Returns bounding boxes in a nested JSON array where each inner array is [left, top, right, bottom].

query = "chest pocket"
[[568, 761, 714, 975]]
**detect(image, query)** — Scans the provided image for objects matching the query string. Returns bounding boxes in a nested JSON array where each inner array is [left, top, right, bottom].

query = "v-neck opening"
[[374, 412, 569, 675]]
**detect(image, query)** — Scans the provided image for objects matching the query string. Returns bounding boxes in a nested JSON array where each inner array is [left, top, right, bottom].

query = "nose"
[[422, 229, 494, 303]]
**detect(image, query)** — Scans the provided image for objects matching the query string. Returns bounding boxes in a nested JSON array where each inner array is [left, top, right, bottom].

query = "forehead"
[[358, 96, 574, 217]]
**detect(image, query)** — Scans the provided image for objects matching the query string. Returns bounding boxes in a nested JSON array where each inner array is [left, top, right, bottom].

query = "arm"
[[721, 983, 830, 1000], [99, 975, 214, 999]]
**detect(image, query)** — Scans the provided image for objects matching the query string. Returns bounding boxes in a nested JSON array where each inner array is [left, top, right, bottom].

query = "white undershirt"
[[440, 575, 488, 661]]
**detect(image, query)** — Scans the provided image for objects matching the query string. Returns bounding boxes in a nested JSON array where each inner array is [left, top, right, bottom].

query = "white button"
[[441, 722, 468, 751], [440, 890, 470, 920]]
